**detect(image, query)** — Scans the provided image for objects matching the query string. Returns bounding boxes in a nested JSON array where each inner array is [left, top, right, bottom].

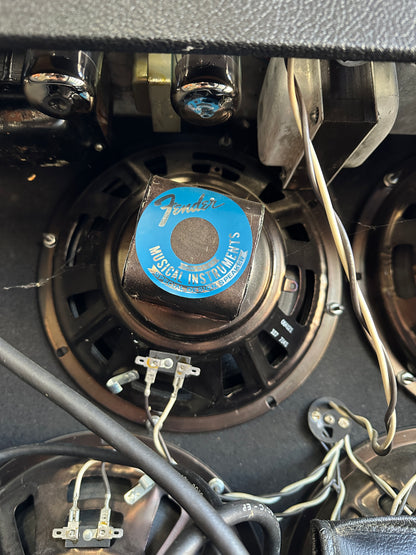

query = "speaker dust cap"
[[123, 176, 264, 320]]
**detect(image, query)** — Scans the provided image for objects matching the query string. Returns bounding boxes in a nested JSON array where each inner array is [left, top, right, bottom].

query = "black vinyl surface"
[[0, 0, 415, 61], [0, 136, 416, 547]]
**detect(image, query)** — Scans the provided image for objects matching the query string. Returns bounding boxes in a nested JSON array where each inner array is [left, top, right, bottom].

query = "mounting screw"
[[311, 409, 321, 421], [218, 135, 232, 149], [383, 172, 399, 187], [323, 413, 336, 425], [83, 529, 93, 541], [397, 371, 416, 386], [283, 277, 299, 292], [310, 106, 320, 124], [338, 417, 350, 429], [94, 143, 104, 152], [209, 477, 225, 494], [326, 302, 344, 316], [43, 233, 56, 248]]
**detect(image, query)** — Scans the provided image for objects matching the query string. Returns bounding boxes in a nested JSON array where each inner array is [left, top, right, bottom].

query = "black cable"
[[0, 442, 223, 508], [0, 336, 248, 555], [174, 464, 223, 509], [166, 500, 281, 555], [0, 443, 131, 467]]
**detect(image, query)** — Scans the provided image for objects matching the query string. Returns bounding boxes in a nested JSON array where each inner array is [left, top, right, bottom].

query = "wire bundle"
[[222, 439, 346, 520], [222, 432, 416, 521], [286, 59, 397, 456], [145, 397, 175, 464], [390, 473, 416, 516]]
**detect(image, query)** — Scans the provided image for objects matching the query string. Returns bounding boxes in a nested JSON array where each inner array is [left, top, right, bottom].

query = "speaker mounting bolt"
[[383, 172, 399, 187], [43, 233, 56, 248], [326, 302, 344, 316]]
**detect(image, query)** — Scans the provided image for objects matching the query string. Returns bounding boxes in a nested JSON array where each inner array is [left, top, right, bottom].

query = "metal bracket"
[[258, 59, 398, 188]]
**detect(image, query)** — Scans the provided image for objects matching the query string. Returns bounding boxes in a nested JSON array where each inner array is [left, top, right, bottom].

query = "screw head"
[[94, 143, 104, 152], [83, 529, 93, 541], [338, 417, 350, 429], [209, 477, 225, 494], [398, 371, 416, 386], [43, 233, 56, 248], [310, 106, 320, 124], [323, 413, 336, 425], [311, 409, 321, 421], [218, 135, 232, 148], [163, 358, 174, 369], [327, 302, 345, 316], [283, 277, 299, 292], [384, 172, 399, 187]]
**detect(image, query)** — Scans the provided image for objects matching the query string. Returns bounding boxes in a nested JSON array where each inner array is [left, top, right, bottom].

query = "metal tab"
[[132, 54, 181, 132]]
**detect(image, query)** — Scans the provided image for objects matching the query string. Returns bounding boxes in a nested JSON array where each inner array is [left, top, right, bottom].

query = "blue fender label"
[[135, 186, 253, 299]]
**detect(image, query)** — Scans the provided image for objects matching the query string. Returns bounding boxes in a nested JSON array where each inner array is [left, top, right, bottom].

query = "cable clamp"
[[124, 473, 155, 505]]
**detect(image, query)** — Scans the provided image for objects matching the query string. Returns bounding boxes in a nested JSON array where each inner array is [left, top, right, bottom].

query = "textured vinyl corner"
[[0, 0, 415, 61]]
